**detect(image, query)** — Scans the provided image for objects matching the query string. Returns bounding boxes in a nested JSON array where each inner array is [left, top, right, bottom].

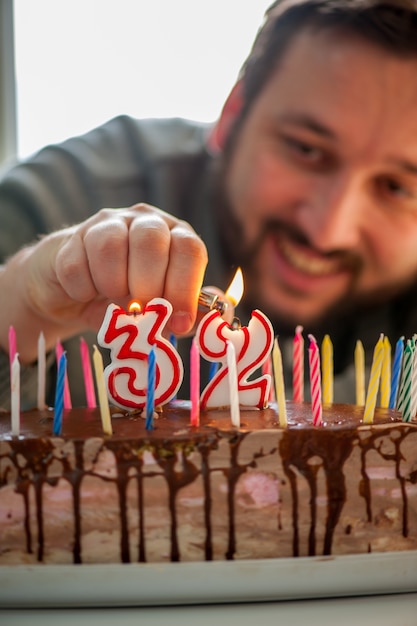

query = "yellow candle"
[[272, 337, 287, 428], [380, 336, 391, 409], [363, 334, 384, 424], [93, 344, 113, 436], [354, 340, 365, 406], [321, 334, 333, 404]]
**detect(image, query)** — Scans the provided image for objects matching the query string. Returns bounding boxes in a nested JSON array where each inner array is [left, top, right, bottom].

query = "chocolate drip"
[[280, 429, 356, 556]]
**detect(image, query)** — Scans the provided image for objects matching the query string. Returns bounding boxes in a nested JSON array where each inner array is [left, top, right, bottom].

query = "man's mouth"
[[279, 236, 344, 276]]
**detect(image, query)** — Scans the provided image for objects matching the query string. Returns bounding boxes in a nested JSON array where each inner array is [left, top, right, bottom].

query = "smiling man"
[[1, 0, 417, 405]]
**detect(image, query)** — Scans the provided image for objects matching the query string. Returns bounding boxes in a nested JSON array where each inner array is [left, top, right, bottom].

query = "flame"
[[225, 267, 244, 307], [128, 300, 142, 315]]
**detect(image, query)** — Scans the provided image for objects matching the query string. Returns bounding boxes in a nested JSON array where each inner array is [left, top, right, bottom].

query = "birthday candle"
[[11, 353, 20, 436], [53, 352, 67, 436], [363, 334, 384, 424], [308, 335, 323, 427], [293, 325, 304, 402], [93, 345, 112, 435], [226, 340, 240, 428], [380, 336, 391, 409], [80, 338, 97, 408], [410, 338, 417, 419], [390, 337, 404, 409], [354, 339, 365, 406], [190, 338, 200, 427], [262, 355, 275, 403], [8, 325, 16, 388], [56, 341, 72, 409], [37, 332, 46, 410], [272, 337, 287, 428], [321, 334, 333, 404], [397, 339, 413, 422], [145, 345, 156, 430]]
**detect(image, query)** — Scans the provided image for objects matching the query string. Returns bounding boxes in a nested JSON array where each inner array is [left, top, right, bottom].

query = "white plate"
[[1, 551, 416, 608]]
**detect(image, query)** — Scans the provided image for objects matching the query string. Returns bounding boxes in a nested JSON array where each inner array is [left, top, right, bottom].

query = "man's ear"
[[208, 81, 243, 153]]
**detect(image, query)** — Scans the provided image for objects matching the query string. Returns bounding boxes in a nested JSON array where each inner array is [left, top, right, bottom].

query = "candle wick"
[[231, 317, 241, 330]]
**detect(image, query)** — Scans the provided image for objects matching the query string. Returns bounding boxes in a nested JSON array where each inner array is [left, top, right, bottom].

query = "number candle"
[[11, 353, 20, 436], [321, 334, 334, 404], [293, 325, 304, 402], [97, 298, 183, 410], [80, 337, 97, 408], [145, 345, 156, 430], [226, 340, 240, 428], [363, 334, 384, 424], [380, 336, 391, 409], [272, 336, 287, 428], [354, 339, 365, 406], [53, 352, 67, 436], [196, 309, 274, 409], [93, 345, 112, 435], [190, 338, 200, 427], [308, 335, 323, 426], [389, 337, 404, 409]]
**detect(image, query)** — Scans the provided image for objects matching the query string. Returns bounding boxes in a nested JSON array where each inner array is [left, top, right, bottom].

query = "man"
[[1, 0, 417, 407]]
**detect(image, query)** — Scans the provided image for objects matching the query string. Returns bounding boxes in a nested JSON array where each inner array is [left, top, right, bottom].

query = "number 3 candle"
[[97, 298, 183, 410]]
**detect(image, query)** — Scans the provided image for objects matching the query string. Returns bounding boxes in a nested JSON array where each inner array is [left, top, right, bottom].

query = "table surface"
[[1, 593, 417, 626]]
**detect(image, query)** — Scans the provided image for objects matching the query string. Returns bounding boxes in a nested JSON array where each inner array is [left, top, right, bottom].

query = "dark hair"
[[226, 0, 417, 149]]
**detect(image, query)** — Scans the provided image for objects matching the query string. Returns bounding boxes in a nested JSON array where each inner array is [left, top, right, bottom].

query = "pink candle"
[[80, 338, 97, 408], [190, 338, 200, 427], [97, 298, 183, 410], [293, 325, 304, 402], [8, 326, 16, 387], [196, 308, 274, 409], [37, 332, 46, 410], [56, 341, 72, 409], [308, 334, 323, 427]]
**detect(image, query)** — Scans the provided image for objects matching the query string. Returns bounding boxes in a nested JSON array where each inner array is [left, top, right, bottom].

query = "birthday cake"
[[0, 400, 416, 565]]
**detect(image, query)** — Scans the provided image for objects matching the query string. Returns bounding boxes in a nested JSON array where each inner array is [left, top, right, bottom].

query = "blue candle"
[[145, 346, 156, 430], [389, 336, 404, 409], [208, 361, 219, 381], [53, 352, 67, 436]]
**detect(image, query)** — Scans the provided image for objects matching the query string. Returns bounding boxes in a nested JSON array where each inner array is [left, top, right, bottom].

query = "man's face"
[[220, 27, 417, 327]]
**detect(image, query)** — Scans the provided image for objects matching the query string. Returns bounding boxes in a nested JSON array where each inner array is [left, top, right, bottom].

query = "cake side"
[[0, 402, 416, 564]]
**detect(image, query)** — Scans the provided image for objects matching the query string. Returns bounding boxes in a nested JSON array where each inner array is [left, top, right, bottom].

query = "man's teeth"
[[280, 239, 341, 275]]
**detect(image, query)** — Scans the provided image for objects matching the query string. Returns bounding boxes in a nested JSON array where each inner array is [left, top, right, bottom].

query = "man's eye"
[[285, 137, 323, 162], [380, 177, 411, 199]]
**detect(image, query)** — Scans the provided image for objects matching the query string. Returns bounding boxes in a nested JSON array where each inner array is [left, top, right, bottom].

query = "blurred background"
[[0, 0, 271, 165]]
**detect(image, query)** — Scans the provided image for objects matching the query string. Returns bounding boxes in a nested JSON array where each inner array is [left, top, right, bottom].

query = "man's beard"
[[209, 154, 412, 334]]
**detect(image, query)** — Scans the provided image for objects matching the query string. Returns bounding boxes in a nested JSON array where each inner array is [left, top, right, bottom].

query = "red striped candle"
[[308, 334, 323, 427], [293, 325, 304, 402]]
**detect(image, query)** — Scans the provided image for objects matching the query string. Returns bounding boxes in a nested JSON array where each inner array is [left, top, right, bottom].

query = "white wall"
[[14, 0, 271, 159]]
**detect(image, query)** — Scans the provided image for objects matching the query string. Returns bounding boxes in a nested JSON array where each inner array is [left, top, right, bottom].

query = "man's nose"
[[296, 174, 365, 252]]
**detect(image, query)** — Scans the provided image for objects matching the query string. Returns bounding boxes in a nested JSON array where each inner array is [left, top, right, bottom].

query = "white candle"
[[226, 340, 240, 428], [37, 331, 46, 410], [11, 352, 20, 436]]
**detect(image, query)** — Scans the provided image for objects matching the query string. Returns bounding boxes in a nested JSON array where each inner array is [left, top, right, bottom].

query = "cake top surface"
[[0, 401, 413, 441]]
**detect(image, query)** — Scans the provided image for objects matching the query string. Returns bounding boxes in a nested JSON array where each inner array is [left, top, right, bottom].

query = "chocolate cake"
[[0, 401, 416, 565]]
